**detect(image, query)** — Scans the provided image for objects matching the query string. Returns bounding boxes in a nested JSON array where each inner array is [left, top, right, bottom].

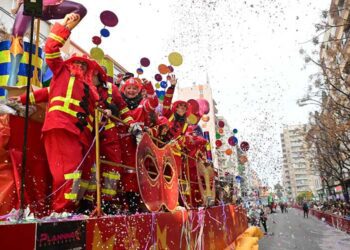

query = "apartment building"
[[281, 125, 320, 200]]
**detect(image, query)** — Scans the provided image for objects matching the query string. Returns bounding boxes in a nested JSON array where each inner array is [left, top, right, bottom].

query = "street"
[[259, 208, 350, 250]]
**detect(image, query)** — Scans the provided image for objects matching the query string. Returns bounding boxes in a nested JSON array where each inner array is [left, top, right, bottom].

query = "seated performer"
[[11, 14, 100, 213]]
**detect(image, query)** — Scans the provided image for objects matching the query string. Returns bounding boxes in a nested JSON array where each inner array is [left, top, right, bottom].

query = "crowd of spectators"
[[309, 200, 350, 219]]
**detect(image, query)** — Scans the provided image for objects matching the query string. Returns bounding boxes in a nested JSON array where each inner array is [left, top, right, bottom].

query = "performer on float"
[[118, 77, 158, 213], [162, 75, 191, 171], [91, 62, 140, 215], [11, 14, 99, 213], [182, 125, 208, 206], [9, 0, 87, 87], [147, 115, 172, 147]]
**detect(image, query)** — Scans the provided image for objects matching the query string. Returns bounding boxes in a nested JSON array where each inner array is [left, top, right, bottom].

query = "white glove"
[[128, 123, 143, 144]]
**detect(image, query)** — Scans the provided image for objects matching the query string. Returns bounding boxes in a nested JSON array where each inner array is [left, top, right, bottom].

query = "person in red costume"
[[118, 77, 158, 213], [182, 125, 208, 206], [11, 14, 100, 213], [90, 62, 140, 215]]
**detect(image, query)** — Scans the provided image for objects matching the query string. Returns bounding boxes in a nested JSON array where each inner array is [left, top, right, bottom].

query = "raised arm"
[[45, 13, 80, 75], [162, 74, 177, 118]]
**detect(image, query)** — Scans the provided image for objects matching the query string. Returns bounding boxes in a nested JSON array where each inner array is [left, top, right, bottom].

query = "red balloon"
[[140, 57, 150, 67], [100, 11, 118, 27], [215, 140, 222, 148], [92, 36, 102, 45], [240, 141, 250, 151], [218, 120, 225, 128]]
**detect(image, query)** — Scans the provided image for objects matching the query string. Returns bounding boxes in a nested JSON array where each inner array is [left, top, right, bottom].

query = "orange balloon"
[[218, 128, 224, 134], [225, 149, 233, 155], [158, 64, 169, 74]]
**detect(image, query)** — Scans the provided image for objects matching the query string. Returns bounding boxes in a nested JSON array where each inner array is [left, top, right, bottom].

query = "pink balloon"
[[197, 98, 210, 115]]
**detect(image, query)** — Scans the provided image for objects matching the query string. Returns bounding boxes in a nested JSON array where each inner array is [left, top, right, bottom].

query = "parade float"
[[0, 1, 254, 249]]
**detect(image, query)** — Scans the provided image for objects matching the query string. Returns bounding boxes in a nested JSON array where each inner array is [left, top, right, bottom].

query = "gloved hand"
[[128, 123, 143, 144]]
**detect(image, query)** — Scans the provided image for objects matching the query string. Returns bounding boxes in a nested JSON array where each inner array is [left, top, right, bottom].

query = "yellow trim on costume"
[[45, 52, 61, 59], [104, 122, 115, 130], [165, 94, 173, 97], [48, 33, 66, 45], [51, 96, 80, 106], [64, 172, 81, 180], [80, 180, 89, 188], [123, 116, 133, 123], [120, 107, 129, 115], [64, 193, 77, 200], [107, 82, 113, 104], [103, 172, 120, 180], [102, 188, 117, 196]]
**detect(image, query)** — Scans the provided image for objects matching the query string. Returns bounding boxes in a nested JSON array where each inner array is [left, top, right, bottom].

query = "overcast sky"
[[69, 0, 330, 186]]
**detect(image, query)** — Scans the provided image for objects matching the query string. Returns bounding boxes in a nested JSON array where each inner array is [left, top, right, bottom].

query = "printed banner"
[[36, 220, 86, 250]]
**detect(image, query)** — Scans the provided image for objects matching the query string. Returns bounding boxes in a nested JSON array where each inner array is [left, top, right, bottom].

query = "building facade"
[[281, 125, 320, 200]]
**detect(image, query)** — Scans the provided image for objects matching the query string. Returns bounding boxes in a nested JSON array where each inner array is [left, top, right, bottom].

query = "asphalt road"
[[259, 208, 350, 250]]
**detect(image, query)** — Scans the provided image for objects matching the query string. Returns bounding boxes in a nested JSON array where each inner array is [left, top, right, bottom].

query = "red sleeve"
[[143, 93, 159, 113], [112, 85, 134, 125], [163, 86, 175, 118], [142, 80, 155, 95], [44, 23, 71, 75], [20, 87, 50, 105]]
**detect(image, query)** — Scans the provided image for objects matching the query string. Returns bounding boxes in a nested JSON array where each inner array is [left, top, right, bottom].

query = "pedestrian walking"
[[303, 201, 309, 218], [259, 206, 268, 234]]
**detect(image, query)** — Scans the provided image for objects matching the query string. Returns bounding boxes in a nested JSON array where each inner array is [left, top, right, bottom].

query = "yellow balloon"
[[90, 47, 104, 61], [168, 52, 183, 66], [187, 114, 198, 125], [155, 82, 161, 89]]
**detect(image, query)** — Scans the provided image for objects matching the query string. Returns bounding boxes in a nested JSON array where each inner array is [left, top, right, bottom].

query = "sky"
[[69, 0, 330, 187]]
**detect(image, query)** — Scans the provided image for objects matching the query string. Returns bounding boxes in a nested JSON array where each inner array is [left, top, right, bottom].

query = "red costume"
[[20, 23, 99, 212], [118, 78, 158, 193], [95, 79, 134, 202]]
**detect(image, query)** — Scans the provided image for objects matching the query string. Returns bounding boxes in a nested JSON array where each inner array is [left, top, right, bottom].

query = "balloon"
[[239, 155, 248, 164], [233, 128, 238, 134], [201, 115, 210, 122], [155, 82, 161, 89], [215, 140, 222, 148], [100, 28, 110, 37], [215, 132, 221, 139], [136, 68, 144, 75], [168, 65, 174, 73], [228, 136, 236, 146], [197, 98, 210, 115], [100, 11, 119, 27], [218, 128, 224, 134], [140, 57, 150, 67], [218, 120, 225, 128], [155, 74, 162, 81], [158, 64, 169, 74], [168, 52, 183, 66], [90, 47, 104, 60], [92, 36, 101, 45], [240, 141, 250, 151], [160, 81, 168, 88], [225, 149, 233, 155], [235, 176, 242, 183]]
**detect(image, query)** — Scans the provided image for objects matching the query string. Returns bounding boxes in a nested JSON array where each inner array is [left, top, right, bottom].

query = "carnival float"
[[0, 1, 260, 249]]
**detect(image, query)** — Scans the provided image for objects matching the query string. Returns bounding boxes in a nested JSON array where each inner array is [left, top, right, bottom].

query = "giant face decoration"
[[136, 133, 178, 212]]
